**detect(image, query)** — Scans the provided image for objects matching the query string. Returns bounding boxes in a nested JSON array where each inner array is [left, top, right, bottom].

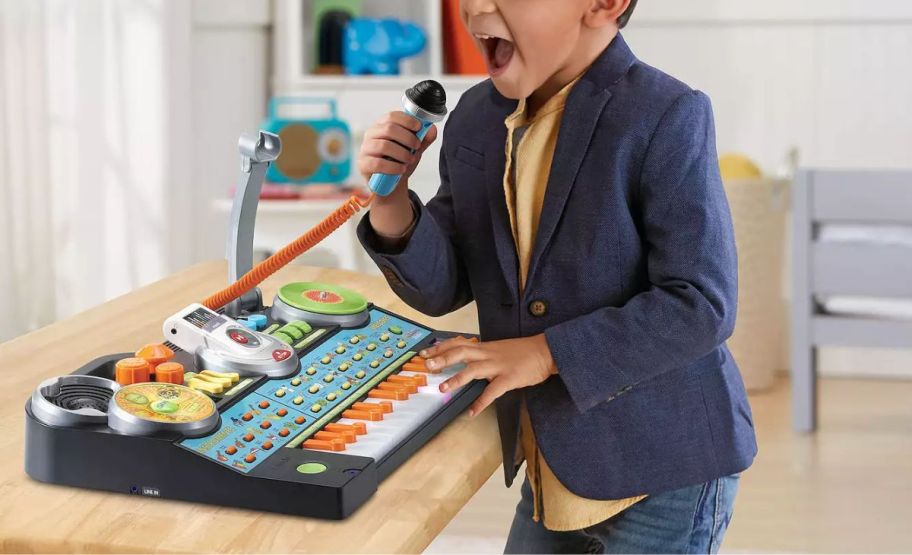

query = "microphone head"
[[406, 80, 447, 117]]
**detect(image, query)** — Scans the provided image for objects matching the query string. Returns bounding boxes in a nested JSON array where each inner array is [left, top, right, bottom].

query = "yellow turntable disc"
[[108, 383, 219, 437]]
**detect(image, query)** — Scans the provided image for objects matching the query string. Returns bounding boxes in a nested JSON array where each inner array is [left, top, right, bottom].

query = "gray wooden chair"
[[792, 169, 912, 432]]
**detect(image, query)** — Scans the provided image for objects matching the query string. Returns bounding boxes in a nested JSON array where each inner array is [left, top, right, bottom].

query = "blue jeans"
[[504, 475, 740, 554]]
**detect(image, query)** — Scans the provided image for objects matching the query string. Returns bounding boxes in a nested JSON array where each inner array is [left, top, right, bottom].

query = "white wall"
[[189, 0, 272, 264], [624, 0, 912, 173]]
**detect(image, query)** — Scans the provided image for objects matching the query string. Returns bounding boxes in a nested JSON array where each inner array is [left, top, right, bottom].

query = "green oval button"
[[296, 462, 327, 474], [150, 400, 178, 414]]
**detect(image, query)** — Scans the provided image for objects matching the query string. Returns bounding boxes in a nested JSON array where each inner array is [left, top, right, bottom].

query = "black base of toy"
[[23, 304, 484, 519], [24, 376, 483, 519]]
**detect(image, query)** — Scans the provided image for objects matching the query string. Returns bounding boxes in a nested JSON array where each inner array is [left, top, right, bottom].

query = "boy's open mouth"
[[476, 34, 514, 76]]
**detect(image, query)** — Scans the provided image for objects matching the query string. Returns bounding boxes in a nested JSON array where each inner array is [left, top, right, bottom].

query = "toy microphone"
[[368, 80, 448, 196]]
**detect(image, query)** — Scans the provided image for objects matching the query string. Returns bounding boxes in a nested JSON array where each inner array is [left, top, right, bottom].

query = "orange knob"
[[154, 362, 184, 384], [134, 343, 174, 370], [115, 357, 151, 386]]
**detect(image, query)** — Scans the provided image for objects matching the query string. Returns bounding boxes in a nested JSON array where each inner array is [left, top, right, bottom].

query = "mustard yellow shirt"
[[504, 77, 646, 531]]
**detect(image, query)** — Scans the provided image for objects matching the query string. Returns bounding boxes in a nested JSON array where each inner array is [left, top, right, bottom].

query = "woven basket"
[[724, 178, 790, 391]]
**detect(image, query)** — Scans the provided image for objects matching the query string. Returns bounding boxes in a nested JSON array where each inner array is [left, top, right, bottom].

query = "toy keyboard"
[[24, 282, 483, 519]]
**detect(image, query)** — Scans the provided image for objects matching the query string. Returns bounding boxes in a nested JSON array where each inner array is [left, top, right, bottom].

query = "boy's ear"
[[583, 0, 631, 29]]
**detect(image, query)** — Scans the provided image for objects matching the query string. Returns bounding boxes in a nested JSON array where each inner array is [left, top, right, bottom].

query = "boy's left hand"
[[420, 335, 557, 417]]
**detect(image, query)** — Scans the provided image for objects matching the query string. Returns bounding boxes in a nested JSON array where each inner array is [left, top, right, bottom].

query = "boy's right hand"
[[358, 111, 438, 238], [357, 111, 438, 186]]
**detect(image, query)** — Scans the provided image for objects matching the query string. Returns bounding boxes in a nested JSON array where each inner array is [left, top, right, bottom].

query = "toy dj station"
[[24, 82, 481, 520]]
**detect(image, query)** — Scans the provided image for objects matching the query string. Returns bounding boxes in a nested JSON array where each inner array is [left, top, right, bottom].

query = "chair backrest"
[[804, 170, 912, 225], [793, 169, 912, 349], [794, 169, 912, 300]]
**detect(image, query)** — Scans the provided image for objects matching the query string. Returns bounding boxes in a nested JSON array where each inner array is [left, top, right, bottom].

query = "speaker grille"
[[31, 374, 120, 427], [48, 383, 113, 413]]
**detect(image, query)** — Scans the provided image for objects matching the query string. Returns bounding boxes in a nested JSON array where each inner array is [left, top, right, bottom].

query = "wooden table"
[[0, 262, 501, 553]]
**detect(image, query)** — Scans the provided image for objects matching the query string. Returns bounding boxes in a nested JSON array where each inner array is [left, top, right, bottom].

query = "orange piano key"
[[378, 381, 417, 394], [368, 389, 408, 401], [315, 430, 356, 443], [403, 362, 439, 374], [325, 422, 367, 435], [388, 374, 427, 388], [302, 438, 346, 452], [351, 402, 384, 414], [353, 402, 391, 414], [342, 409, 384, 421]]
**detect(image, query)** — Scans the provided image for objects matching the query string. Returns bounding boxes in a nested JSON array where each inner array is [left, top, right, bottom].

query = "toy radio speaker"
[[262, 98, 351, 184]]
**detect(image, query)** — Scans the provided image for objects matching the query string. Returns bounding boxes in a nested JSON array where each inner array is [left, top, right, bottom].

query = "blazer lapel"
[[483, 93, 521, 301], [525, 79, 612, 290]]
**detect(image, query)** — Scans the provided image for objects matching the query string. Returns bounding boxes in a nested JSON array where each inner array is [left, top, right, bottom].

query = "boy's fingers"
[[438, 361, 493, 393], [420, 335, 474, 358], [361, 139, 414, 165], [377, 122, 423, 150], [425, 344, 484, 371], [469, 379, 511, 417], [384, 111, 422, 132], [419, 125, 438, 151]]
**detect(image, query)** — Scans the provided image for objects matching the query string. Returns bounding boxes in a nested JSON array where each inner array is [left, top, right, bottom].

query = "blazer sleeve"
[[357, 136, 474, 317], [544, 90, 738, 413]]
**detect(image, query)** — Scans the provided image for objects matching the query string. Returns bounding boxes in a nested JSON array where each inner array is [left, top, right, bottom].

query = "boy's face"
[[460, 0, 607, 99]]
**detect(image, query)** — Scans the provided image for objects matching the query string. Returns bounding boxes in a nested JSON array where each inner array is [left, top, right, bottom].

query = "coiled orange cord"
[[202, 193, 375, 311]]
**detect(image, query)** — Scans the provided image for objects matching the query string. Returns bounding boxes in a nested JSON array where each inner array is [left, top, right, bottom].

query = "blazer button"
[[528, 300, 548, 317]]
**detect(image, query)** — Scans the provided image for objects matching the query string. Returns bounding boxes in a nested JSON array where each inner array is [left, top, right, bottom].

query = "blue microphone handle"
[[368, 105, 438, 197]]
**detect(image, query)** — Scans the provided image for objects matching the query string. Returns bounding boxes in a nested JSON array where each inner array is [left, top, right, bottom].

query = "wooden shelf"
[[273, 0, 462, 93]]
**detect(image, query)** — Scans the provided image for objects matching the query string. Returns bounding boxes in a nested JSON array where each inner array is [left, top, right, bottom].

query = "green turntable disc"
[[277, 282, 368, 316]]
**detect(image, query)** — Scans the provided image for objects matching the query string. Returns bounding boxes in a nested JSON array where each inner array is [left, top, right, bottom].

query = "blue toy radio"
[[262, 98, 351, 184]]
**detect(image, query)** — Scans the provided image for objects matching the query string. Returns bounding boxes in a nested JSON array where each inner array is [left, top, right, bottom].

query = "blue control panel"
[[180, 391, 313, 472], [179, 309, 431, 473]]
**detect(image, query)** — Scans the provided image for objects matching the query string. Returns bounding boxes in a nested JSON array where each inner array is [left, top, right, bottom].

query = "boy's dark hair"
[[617, 0, 638, 28]]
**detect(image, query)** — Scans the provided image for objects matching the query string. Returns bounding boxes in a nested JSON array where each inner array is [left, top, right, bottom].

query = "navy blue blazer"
[[358, 35, 757, 499]]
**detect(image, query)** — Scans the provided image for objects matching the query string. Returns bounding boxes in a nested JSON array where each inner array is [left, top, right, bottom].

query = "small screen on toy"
[[183, 307, 226, 332]]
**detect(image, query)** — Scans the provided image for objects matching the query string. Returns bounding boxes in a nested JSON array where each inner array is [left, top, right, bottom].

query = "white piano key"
[[336, 362, 468, 460]]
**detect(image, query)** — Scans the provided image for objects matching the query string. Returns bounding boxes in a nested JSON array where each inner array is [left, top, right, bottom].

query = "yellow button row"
[[186, 370, 240, 395]]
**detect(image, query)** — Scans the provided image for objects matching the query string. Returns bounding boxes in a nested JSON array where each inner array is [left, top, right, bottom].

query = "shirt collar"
[[505, 73, 583, 129]]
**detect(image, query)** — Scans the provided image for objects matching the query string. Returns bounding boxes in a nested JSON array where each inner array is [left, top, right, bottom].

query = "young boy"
[[356, 0, 757, 552]]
